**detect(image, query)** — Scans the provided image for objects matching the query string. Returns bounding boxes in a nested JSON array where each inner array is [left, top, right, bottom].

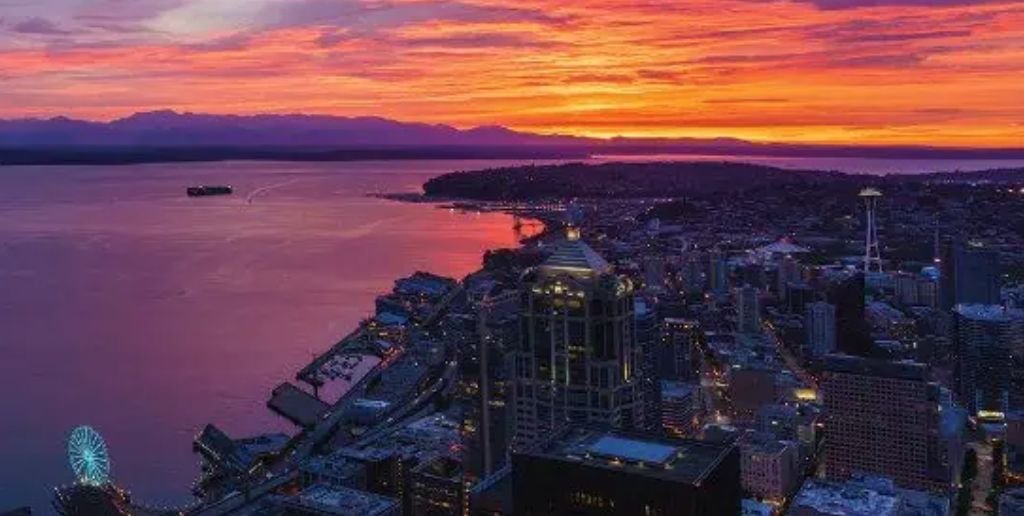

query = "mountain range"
[[2, 111, 1023, 165], [0, 111, 586, 148]]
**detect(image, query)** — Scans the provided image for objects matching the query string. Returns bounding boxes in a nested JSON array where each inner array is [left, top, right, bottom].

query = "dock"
[[267, 383, 329, 428]]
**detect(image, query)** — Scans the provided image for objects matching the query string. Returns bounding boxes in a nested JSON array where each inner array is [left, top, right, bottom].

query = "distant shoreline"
[[0, 146, 591, 166], [415, 161, 1024, 202], [4, 145, 1024, 167]]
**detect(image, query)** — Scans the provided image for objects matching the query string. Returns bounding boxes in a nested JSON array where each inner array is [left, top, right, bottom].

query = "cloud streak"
[[0, 0, 1021, 146], [11, 17, 72, 35]]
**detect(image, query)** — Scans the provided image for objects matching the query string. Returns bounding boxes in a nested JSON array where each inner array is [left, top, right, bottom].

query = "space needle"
[[859, 188, 883, 274]]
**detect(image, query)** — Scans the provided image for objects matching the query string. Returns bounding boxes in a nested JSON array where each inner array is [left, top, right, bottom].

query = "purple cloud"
[[11, 17, 71, 35], [802, 0, 1004, 9], [404, 33, 564, 50], [561, 73, 636, 85], [847, 29, 972, 42], [73, 0, 190, 23], [636, 69, 683, 83], [261, 0, 570, 33]]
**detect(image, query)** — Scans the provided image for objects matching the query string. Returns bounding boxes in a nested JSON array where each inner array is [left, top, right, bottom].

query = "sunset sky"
[[1, 0, 1023, 146]]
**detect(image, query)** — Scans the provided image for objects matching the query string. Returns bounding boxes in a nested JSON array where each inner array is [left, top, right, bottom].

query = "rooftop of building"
[[469, 468, 513, 514], [824, 354, 930, 382], [1001, 488, 1024, 510], [235, 433, 289, 458], [635, 297, 654, 316], [758, 403, 799, 420], [742, 499, 774, 516], [411, 455, 463, 479], [337, 412, 461, 464], [790, 479, 900, 516], [939, 404, 968, 438], [282, 484, 398, 516], [867, 301, 909, 321], [539, 229, 612, 276], [954, 303, 1024, 322], [661, 380, 698, 399], [755, 238, 810, 257], [300, 451, 365, 478], [791, 475, 949, 516], [393, 272, 457, 298], [525, 427, 734, 485], [739, 432, 794, 456]]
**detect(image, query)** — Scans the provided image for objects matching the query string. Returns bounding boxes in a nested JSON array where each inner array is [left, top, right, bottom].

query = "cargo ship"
[[186, 185, 233, 197]]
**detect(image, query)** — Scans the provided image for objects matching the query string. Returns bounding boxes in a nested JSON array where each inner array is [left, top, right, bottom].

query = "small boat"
[[187, 185, 233, 197]]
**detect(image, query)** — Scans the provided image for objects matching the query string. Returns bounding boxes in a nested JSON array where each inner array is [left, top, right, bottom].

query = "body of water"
[[1, 155, 1020, 512], [595, 153, 1024, 175], [0, 160, 547, 512]]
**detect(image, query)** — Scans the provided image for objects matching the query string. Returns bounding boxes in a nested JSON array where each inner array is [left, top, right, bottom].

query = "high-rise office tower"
[[777, 255, 803, 300], [459, 279, 520, 481], [739, 433, 802, 503], [658, 318, 700, 381], [636, 298, 661, 432], [786, 282, 814, 314], [729, 365, 779, 424], [463, 313, 516, 480], [708, 250, 728, 296], [642, 255, 666, 291], [511, 228, 644, 450], [953, 304, 1024, 418], [828, 273, 872, 357], [680, 252, 705, 293], [894, 272, 939, 309], [822, 355, 957, 492], [738, 263, 767, 290], [408, 456, 468, 516], [660, 381, 701, 437], [941, 241, 1000, 310], [736, 285, 760, 334], [805, 302, 837, 359]]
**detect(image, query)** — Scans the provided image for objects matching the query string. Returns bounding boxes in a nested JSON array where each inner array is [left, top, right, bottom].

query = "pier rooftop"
[[267, 382, 329, 427]]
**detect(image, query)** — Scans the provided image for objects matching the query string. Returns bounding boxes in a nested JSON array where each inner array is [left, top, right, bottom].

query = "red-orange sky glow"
[[2, 0, 1023, 147]]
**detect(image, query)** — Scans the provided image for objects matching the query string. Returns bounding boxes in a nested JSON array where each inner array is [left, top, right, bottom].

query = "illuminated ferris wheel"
[[67, 425, 111, 486]]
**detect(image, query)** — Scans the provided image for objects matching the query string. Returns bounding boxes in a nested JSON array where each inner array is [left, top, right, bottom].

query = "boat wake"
[[246, 178, 301, 203]]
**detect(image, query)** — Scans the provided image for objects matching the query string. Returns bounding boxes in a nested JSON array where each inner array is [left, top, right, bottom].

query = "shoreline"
[[183, 197, 550, 509], [5, 148, 1024, 168], [0, 161, 544, 513]]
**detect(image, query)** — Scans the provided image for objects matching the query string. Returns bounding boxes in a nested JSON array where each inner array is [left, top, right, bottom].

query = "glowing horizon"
[[2, 0, 1023, 147]]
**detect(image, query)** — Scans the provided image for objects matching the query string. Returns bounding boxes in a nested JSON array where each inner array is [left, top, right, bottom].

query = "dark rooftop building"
[[512, 427, 740, 515], [822, 355, 958, 493], [408, 456, 468, 516], [828, 273, 872, 357], [280, 484, 400, 516], [941, 241, 1000, 310]]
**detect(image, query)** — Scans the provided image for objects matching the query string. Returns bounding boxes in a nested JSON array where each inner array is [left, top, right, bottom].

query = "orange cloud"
[[0, 0, 1022, 147]]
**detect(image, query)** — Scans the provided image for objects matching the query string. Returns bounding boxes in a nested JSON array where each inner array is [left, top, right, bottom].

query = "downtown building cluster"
[[54, 182, 1024, 516]]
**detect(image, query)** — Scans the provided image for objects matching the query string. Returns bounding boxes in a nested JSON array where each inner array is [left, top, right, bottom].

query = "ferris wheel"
[[67, 425, 111, 486]]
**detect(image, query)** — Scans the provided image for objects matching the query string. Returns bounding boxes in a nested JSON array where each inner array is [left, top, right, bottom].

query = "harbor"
[[188, 268, 489, 506]]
